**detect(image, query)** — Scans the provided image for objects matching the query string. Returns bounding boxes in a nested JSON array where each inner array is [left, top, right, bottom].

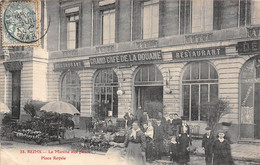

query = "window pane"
[[143, 6, 151, 39], [191, 63, 199, 80], [109, 12, 115, 43], [135, 71, 141, 82], [183, 85, 190, 120], [200, 84, 208, 121], [102, 15, 110, 44], [210, 84, 218, 102], [149, 65, 155, 81], [183, 66, 190, 80], [251, 0, 260, 25], [152, 3, 159, 38], [191, 85, 199, 120], [200, 62, 209, 79], [61, 72, 80, 111], [210, 65, 218, 79], [241, 60, 254, 79], [142, 67, 149, 81]]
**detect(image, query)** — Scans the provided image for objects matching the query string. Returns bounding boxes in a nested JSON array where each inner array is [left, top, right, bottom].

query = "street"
[[1, 141, 259, 165]]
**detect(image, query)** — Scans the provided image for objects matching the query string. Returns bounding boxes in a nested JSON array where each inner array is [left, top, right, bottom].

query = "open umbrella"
[[0, 102, 11, 114], [40, 101, 79, 115]]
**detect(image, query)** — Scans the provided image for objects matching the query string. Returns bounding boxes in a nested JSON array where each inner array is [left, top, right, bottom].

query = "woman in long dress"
[[177, 117, 192, 165], [212, 129, 234, 165], [124, 121, 146, 165]]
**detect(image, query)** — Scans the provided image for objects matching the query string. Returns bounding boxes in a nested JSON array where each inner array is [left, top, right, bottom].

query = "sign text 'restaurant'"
[[172, 47, 225, 60], [89, 50, 162, 66]]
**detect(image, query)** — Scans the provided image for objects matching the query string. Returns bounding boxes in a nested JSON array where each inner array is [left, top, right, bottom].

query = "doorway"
[[11, 71, 21, 119], [134, 65, 163, 118], [135, 86, 163, 118]]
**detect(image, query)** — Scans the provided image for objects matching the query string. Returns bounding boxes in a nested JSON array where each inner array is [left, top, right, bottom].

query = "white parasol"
[[40, 101, 79, 115]]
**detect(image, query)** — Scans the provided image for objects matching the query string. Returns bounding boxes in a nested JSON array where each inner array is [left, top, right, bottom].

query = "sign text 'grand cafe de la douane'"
[[1, 0, 260, 142]]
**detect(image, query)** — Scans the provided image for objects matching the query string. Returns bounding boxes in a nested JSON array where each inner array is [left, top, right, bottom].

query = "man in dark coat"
[[202, 127, 215, 165], [212, 129, 234, 165], [153, 120, 165, 160], [177, 116, 192, 165]]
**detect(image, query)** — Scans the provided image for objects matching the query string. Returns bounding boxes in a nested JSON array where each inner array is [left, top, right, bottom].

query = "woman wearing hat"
[[177, 116, 192, 165], [212, 129, 234, 165]]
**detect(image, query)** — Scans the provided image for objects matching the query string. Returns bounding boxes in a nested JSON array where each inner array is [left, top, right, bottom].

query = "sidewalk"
[[73, 129, 260, 163]]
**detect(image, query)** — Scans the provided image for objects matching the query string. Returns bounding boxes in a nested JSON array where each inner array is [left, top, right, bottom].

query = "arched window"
[[60, 71, 81, 111], [134, 65, 163, 118], [94, 69, 118, 119], [182, 62, 218, 121], [134, 65, 163, 86], [240, 57, 260, 139]]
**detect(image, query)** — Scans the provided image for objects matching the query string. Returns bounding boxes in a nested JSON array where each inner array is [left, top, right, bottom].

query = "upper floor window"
[[142, 0, 159, 39], [192, 0, 213, 33], [180, 0, 191, 34], [65, 7, 80, 49], [101, 9, 115, 44], [251, 0, 260, 25]]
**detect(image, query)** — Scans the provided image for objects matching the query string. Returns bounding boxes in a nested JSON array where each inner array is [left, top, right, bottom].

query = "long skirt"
[[126, 142, 145, 165]]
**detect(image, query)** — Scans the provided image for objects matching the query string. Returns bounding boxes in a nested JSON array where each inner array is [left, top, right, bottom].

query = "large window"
[[182, 62, 218, 121], [66, 12, 79, 49], [94, 70, 118, 119], [101, 9, 115, 44], [192, 0, 213, 33], [142, 0, 159, 39], [60, 71, 81, 111]]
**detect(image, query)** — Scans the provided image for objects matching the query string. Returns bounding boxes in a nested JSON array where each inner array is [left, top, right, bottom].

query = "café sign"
[[89, 50, 162, 66], [172, 47, 226, 60], [236, 40, 260, 55], [53, 60, 84, 71]]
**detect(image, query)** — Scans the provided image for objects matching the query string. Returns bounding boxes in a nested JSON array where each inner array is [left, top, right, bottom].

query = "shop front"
[[238, 40, 260, 140]]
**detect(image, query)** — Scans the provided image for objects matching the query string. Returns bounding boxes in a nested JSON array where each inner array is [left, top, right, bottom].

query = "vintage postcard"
[[1, 0, 260, 165]]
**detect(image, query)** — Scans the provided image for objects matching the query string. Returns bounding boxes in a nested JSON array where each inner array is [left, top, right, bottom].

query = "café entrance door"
[[134, 65, 163, 118]]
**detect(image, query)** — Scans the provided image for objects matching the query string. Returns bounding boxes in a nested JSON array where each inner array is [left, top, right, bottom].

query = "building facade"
[[1, 0, 260, 142]]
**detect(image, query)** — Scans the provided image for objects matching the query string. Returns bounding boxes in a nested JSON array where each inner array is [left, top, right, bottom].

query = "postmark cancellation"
[[1, 0, 40, 47]]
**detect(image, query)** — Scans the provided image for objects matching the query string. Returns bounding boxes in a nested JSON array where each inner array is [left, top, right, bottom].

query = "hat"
[[217, 129, 225, 134], [222, 122, 232, 126], [205, 127, 212, 130], [181, 116, 188, 120]]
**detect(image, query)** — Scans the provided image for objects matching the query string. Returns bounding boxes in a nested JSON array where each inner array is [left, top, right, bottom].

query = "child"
[[169, 136, 178, 163]]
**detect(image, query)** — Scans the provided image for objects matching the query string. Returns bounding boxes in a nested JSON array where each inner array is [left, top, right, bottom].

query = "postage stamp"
[[1, 0, 40, 47]]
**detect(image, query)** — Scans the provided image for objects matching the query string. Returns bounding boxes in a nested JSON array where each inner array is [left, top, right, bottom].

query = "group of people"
[[122, 107, 234, 165], [123, 107, 193, 165]]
